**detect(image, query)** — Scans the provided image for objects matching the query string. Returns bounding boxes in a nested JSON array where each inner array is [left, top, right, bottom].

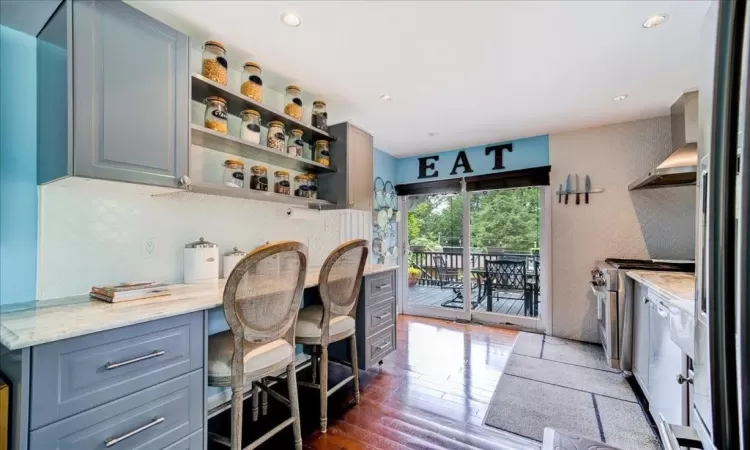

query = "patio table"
[[471, 265, 539, 314]]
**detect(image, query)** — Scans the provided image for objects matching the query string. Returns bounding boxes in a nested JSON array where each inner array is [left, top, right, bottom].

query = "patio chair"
[[485, 259, 529, 314], [433, 254, 459, 289]]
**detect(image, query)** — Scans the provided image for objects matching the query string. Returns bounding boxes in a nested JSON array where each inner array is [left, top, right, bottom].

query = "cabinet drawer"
[[366, 297, 396, 336], [29, 371, 203, 450], [31, 312, 203, 429], [163, 430, 204, 450], [366, 271, 394, 302], [367, 325, 396, 368]]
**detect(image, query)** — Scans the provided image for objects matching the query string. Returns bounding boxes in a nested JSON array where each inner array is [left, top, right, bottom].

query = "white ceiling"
[[131, 1, 710, 157]]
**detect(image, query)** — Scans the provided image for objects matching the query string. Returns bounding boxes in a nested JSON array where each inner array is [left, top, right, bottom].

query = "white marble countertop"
[[0, 264, 398, 350], [626, 270, 696, 314]]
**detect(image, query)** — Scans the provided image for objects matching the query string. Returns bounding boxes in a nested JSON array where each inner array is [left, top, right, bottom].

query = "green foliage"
[[406, 188, 540, 253]]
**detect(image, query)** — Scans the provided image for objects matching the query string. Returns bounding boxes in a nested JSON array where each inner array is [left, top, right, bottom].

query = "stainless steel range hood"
[[629, 91, 698, 190]]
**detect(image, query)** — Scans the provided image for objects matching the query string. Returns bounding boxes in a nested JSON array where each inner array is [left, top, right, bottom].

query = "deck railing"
[[410, 249, 539, 286]]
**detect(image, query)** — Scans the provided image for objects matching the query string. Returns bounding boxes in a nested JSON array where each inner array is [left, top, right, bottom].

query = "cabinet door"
[[632, 282, 651, 395], [346, 125, 373, 211], [73, 0, 189, 187]]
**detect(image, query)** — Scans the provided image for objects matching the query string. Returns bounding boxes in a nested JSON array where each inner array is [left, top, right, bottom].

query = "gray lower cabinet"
[[353, 270, 397, 369], [37, 0, 189, 187], [317, 122, 373, 210], [632, 281, 650, 397], [163, 431, 204, 450]]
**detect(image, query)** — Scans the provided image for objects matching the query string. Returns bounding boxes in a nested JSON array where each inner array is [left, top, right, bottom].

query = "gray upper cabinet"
[[37, 0, 189, 187], [318, 122, 373, 210]]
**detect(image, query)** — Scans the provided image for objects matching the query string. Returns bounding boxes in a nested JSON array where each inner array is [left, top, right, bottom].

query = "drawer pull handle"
[[105, 416, 165, 447], [375, 343, 390, 351], [375, 313, 391, 320], [375, 283, 391, 290], [105, 350, 165, 370]]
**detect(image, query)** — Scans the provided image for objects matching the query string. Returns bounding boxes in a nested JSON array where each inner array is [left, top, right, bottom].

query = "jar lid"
[[225, 246, 246, 256], [314, 139, 329, 145], [286, 85, 301, 92], [250, 165, 267, 173], [185, 237, 218, 248], [290, 129, 304, 136], [294, 174, 308, 181], [275, 170, 289, 176], [313, 100, 326, 107], [203, 40, 226, 52], [224, 159, 244, 168], [241, 109, 261, 118], [205, 96, 226, 105], [307, 174, 317, 180], [267, 120, 285, 128], [243, 62, 261, 71]]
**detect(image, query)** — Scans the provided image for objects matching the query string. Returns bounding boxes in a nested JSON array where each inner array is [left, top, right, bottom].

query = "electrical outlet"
[[142, 237, 157, 259]]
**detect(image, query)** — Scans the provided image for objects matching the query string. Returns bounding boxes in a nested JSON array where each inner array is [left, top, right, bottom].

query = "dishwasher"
[[647, 292, 685, 426]]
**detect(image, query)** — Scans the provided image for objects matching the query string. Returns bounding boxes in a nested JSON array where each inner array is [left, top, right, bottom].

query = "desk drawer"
[[366, 271, 394, 302], [163, 430, 203, 450], [31, 312, 203, 430], [366, 297, 395, 336], [366, 325, 395, 368], [29, 371, 202, 450]]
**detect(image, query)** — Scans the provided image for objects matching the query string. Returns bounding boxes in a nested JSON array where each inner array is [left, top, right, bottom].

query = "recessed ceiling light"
[[612, 94, 628, 102], [642, 14, 668, 28], [280, 12, 302, 27], [379, 94, 392, 101], [428, 132, 438, 137]]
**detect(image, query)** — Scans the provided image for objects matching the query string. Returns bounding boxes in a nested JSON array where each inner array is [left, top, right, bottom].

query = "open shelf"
[[183, 182, 334, 209], [191, 124, 335, 174], [191, 73, 336, 144]]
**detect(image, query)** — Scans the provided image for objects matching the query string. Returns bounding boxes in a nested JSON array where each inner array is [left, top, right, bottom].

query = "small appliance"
[[222, 247, 246, 279]]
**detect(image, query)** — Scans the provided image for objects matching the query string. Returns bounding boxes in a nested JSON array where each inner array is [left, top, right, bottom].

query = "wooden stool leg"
[[311, 345, 317, 384], [252, 383, 260, 422], [261, 381, 268, 416], [319, 345, 329, 433], [349, 335, 360, 404], [287, 363, 303, 450], [231, 385, 243, 450]]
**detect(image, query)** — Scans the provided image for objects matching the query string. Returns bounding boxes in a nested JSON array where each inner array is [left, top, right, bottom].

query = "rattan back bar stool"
[[295, 239, 369, 433], [207, 241, 308, 450]]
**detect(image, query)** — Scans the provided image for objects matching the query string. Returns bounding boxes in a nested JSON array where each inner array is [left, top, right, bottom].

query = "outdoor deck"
[[407, 285, 528, 316]]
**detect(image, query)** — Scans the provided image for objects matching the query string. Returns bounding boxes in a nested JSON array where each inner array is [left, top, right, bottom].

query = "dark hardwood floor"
[[208, 315, 537, 450]]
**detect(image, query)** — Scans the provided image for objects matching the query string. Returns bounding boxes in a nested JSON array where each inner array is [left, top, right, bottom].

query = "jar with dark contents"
[[240, 109, 261, 144], [311, 101, 328, 131], [240, 62, 263, 102], [283, 85, 303, 120], [204, 96, 228, 134], [249, 165, 268, 191], [202, 41, 227, 85], [223, 159, 245, 188], [267, 121, 286, 151], [314, 140, 330, 166], [307, 174, 318, 199], [287, 129, 305, 157], [294, 174, 309, 197], [274, 170, 291, 195]]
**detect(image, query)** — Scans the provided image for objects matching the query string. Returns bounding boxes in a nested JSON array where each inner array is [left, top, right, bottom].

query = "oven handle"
[[590, 282, 607, 297]]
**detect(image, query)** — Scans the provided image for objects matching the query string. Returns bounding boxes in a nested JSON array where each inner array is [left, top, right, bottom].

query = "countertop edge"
[[626, 270, 695, 314]]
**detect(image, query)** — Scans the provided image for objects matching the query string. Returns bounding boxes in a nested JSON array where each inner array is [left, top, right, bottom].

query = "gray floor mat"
[[512, 332, 544, 357], [484, 374, 601, 443], [504, 354, 636, 402], [542, 336, 620, 372], [596, 395, 660, 450]]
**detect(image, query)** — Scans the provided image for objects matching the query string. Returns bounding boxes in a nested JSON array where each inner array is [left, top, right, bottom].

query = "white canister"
[[223, 247, 246, 279], [184, 237, 219, 284]]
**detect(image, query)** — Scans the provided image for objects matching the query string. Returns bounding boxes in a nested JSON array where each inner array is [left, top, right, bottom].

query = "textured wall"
[[0, 25, 38, 307], [550, 116, 696, 342], [373, 148, 399, 265]]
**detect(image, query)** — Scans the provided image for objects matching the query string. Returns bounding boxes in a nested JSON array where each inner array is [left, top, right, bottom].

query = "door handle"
[[676, 373, 694, 385]]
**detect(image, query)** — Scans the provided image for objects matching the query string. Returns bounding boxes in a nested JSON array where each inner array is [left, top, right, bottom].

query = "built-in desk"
[[0, 264, 398, 450]]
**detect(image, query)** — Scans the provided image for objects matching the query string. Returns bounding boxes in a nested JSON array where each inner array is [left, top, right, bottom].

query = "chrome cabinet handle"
[[676, 373, 694, 385], [375, 313, 391, 320], [375, 283, 391, 290], [105, 417, 165, 447], [644, 297, 650, 304], [375, 342, 390, 351], [105, 350, 165, 370]]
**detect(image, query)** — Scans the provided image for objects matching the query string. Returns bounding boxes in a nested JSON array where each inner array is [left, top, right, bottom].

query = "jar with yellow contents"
[[314, 140, 330, 166], [204, 96, 228, 134], [240, 62, 263, 102], [283, 85, 303, 120], [201, 40, 227, 85]]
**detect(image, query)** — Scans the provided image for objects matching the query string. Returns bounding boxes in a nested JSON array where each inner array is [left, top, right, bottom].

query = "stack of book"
[[90, 282, 171, 303]]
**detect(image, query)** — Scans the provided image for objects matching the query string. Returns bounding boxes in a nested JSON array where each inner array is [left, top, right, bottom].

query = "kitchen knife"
[[575, 174, 580, 205], [558, 184, 563, 203], [565, 174, 571, 204], [585, 175, 591, 204]]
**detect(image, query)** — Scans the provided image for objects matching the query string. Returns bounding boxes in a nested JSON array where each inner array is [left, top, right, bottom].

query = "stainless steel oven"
[[590, 280, 619, 366]]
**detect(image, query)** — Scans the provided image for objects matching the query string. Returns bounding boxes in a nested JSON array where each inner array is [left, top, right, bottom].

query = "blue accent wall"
[[0, 25, 38, 308], [396, 134, 549, 185]]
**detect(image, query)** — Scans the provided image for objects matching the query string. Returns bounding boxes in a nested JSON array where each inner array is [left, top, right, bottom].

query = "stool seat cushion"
[[208, 330, 294, 380], [295, 305, 355, 339]]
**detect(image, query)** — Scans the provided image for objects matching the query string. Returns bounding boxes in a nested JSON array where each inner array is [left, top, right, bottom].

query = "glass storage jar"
[[307, 174, 318, 199], [311, 101, 328, 131], [287, 129, 305, 157], [202, 40, 227, 85], [274, 170, 291, 195], [240, 109, 261, 144], [240, 62, 263, 102], [223, 159, 245, 188], [294, 175, 309, 197], [205, 96, 228, 134], [314, 140, 330, 166], [249, 165, 268, 191], [283, 85, 303, 120], [267, 121, 286, 151]]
